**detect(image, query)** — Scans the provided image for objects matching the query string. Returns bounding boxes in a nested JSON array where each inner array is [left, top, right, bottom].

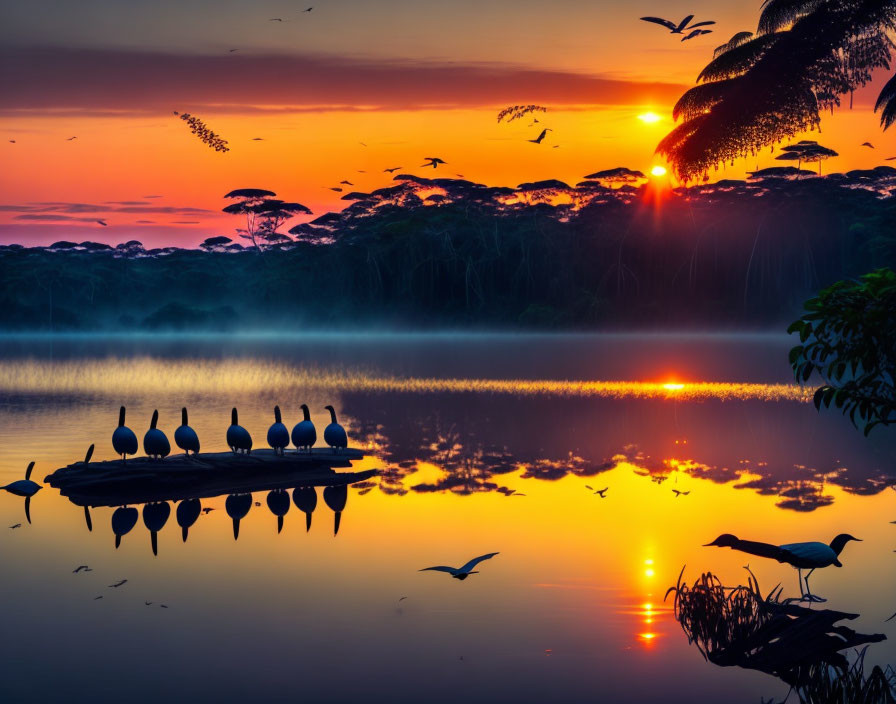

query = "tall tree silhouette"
[[658, 0, 896, 180]]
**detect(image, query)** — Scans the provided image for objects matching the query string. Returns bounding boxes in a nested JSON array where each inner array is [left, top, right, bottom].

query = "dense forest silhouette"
[[2, 170, 895, 330]]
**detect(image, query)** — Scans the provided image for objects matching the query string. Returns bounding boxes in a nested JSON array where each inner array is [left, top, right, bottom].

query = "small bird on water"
[[704, 533, 860, 601]]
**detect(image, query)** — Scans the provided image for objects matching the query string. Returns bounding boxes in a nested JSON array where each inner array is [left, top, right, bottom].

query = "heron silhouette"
[[420, 552, 499, 580], [640, 15, 715, 35], [704, 533, 860, 601]]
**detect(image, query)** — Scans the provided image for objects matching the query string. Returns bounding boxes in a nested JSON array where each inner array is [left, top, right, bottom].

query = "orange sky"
[[2, 0, 895, 247]]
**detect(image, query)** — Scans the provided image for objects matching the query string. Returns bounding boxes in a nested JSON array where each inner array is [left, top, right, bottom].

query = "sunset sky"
[[2, 0, 894, 247]]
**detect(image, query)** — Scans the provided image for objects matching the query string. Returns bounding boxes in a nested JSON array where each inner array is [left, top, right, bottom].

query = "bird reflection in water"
[[266, 489, 290, 534], [111, 506, 139, 549], [176, 498, 201, 542], [225, 494, 252, 540], [143, 502, 171, 556], [293, 486, 317, 531], [666, 568, 895, 701], [323, 485, 347, 536]]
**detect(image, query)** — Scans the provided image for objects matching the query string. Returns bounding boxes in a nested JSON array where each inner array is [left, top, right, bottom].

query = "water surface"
[[1, 333, 894, 703]]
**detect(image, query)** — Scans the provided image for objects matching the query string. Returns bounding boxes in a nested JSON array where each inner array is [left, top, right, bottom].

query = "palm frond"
[[673, 81, 736, 122], [758, 0, 824, 34], [713, 31, 755, 58], [699, 33, 780, 82], [876, 71, 896, 129]]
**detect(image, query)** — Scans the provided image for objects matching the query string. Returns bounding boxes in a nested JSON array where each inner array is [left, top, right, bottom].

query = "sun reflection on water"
[[0, 359, 812, 402]]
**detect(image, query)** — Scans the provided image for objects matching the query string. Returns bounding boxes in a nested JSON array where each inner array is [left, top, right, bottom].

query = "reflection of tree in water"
[[668, 570, 895, 702], [343, 392, 896, 510]]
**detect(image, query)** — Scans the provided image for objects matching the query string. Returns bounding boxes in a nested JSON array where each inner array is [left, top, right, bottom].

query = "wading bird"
[[704, 533, 860, 601], [143, 410, 170, 459], [227, 408, 252, 454], [420, 552, 499, 580], [640, 14, 715, 35], [291, 403, 317, 452], [267, 405, 289, 455], [323, 405, 347, 451], [422, 157, 446, 168], [528, 129, 552, 144], [174, 408, 200, 455]]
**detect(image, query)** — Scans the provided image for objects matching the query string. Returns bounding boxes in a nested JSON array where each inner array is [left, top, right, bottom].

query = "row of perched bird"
[[112, 404, 348, 460]]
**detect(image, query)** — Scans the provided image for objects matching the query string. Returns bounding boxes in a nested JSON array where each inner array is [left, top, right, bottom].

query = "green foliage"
[[788, 268, 896, 435]]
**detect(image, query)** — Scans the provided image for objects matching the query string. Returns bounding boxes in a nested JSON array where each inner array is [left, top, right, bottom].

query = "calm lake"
[[1, 332, 894, 703]]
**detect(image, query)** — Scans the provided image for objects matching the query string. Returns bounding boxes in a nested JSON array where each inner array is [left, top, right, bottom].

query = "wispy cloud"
[[0, 201, 214, 215], [0, 47, 687, 116]]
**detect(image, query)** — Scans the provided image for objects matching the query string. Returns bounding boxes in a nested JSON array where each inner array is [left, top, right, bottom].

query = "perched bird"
[[640, 15, 715, 35], [862, 142, 875, 148], [96, 219, 108, 226], [174, 407, 200, 455], [112, 406, 138, 461], [383, 167, 403, 173], [323, 405, 347, 451], [143, 410, 171, 459], [420, 552, 499, 580], [226, 408, 252, 454], [594, 487, 608, 498], [705, 533, 861, 600], [528, 129, 552, 144], [422, 157, 446, 168], [672, 489, 690, 497], [109, 579, 128, 588], [291, 403, 317, 452], [267, 406, 290, 455]]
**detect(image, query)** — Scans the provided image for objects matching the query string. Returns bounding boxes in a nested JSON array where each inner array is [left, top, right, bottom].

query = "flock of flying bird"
[[112, 404, 347, 460]]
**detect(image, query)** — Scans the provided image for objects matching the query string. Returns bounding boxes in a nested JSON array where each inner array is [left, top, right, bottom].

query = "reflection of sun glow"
[[638, 112, 662, 124], [650, 165, 667, 177], [644, 568, 655, 578], [662, 382, 684, 391]]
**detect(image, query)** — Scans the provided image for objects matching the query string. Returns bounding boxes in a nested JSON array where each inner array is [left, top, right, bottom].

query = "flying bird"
[[885, 156, 896, 161], [108, 579, 128, 588], [9, 523, 21, 529], [862, 142, 875, 148], [422, 157, 447, 168], [228, 49, 238, 52], [420, 552, 499, 580], [340, 180, 354, 185], [145, 601, 153, 606], [66, 136, 77, 141], [705, 533, 860, 601], [9, 140, 15, 143], [383, 167, 403, 173], [594, 488, 608, 498], [398, 596, 408, 602], [251, 137, 264, 141], [201, 507, 215, 514], [682, 28, 713, 41], [73, 565, 92, 573], [304, 7, 313, 11], [96, 219, 107, 226], [327, 187, 343, 192], [94, 596, 103, 600], [672, 489, 690, 497], [640, 15, 715, 35], [528, 129, 552, 144], [269, 18, 284, 22]]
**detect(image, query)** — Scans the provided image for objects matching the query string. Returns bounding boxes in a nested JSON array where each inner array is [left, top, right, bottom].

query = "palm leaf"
[[713, 31, 755, 58], [876, 71, 896, 129], [758, 0, 824, 34], [699, 33, 780, 82]]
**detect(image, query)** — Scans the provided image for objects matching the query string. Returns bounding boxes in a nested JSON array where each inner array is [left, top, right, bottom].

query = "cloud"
[[0, 201, 214, 216], [0, 46, 687, 116], [13, 214, 100, 222]]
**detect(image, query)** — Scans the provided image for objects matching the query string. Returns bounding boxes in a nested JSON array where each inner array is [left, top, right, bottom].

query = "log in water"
[[44, 448, 373, 507]]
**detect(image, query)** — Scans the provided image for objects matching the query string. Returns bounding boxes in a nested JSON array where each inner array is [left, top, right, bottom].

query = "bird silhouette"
[[96, 219, 108, 226], [422, 157, 447, 168], [108, 579, 128, 588], [323, 405, 347, 451], [226, 408, 252, 454], [304, 6, 313, 11], [201, 507, 215, 514], [269, 18, 284, 22], [267, 405, 290, 455], [251, 137, 264, 141], [66, 136, 77, 141], [93, 596, 103, 600], [383, 167, 403, 173], [9, 523, 21, 529], [420, 552, 499, 580], [885, 156, 896, 161], [528, 129, 552, 144], [174, 407, 200, 455], [640, 15, 715, 35], [340, 180, 354, 185], [398, 596, 408, 602], [9, 140, 15, 143], [291, 403, 317, 452], [594, 487, 608, 498], [73, 565, 92, 573], [143, 410, 170, 459], [229, 49, 238, 52], [862, 142, 875, 148], [682, 28, 713, 41], [705, 533, 860, 601], [327, 187, 343, 192], [672, 489, 690, 497]]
